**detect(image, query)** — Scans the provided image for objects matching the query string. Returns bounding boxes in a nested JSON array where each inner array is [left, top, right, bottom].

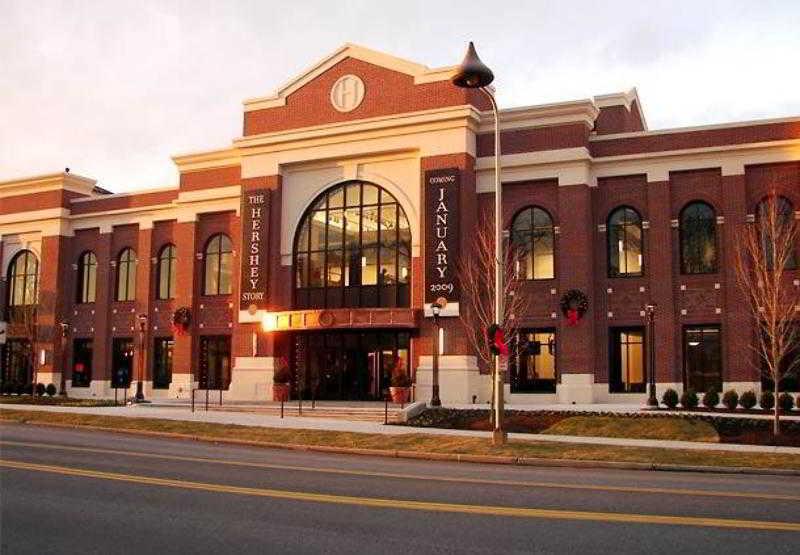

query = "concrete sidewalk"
[[2, 403, 798, 456]]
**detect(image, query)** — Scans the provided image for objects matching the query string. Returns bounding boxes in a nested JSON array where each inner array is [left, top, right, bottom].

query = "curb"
[[2, 418, 799, 477]]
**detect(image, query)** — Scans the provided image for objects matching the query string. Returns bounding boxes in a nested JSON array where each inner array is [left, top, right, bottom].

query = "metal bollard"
[[280, 400, 284, 419], [384, 393, 389, 425]]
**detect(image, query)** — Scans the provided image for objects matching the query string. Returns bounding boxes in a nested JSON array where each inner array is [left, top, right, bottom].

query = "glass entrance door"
[[294, 331, 409, 400]]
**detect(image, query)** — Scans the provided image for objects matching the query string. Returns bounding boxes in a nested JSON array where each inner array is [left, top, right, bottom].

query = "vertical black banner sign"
[[240, 189, 270, 311], [424, 168, 461, 304]]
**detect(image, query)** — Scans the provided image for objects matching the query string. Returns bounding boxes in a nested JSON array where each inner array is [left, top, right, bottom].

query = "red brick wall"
[[591, 121, 800, 157], [476, 123, 589, 157], [243, 57, 489, 136], [179, 166, 241, 192]]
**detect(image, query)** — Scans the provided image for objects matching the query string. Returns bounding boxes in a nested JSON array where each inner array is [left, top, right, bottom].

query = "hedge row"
[[660, 387, 800, 412], [0, 382, 59, 396]]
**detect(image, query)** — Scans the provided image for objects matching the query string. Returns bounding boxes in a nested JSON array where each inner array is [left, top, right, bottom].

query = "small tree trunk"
[[773, 381, 780, 438]]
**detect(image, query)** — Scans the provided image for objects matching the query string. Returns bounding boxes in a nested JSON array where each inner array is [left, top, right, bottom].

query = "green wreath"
[[560, 289, 589, 325]]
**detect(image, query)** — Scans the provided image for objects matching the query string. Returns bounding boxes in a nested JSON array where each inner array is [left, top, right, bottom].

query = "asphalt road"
[[1, 424, 798, 554]]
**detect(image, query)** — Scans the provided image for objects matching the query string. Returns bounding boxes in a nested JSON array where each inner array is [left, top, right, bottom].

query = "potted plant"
[[272, 357, 292, 402], [389, 370, 412, 404]]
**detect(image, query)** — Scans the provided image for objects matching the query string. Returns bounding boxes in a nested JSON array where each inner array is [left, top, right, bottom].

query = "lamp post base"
[[430, 385, 441, 407], [647, 385, 659, 408], [135, 381, 145, 402], [492, 428, 507, 446]]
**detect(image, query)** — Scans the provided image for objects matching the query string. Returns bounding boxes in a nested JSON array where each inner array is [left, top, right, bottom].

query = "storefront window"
[[610, 328, 645, 393], [153, 337, 174, 389], [684, 326, 722, 392], [511, 330, 556, 393], [294, 181, 411, 309], [72, 338, 93, 388]]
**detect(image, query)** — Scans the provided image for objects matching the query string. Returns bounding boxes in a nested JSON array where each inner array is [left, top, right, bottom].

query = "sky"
[[1, 0, 799, 193]]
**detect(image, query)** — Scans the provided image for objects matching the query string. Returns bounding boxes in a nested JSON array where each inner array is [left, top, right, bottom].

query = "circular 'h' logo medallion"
[[330, 75, 365, 113]]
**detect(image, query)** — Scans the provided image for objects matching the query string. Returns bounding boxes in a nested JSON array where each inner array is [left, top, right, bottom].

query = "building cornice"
[[242, 43, 457, 112], [172, 147, 241, 174], [0, 172, 99, 198], [478, 99, 599, 133], [590, 115, 800, 141]]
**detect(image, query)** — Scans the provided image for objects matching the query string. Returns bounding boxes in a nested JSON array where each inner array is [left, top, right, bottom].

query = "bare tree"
[[457, 213, 531, 411], [9, 303, 39, 395], [735, 190, 800, 437]]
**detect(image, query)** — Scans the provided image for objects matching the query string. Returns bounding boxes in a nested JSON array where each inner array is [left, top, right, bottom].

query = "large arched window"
[[156, 244, 177, 300], [7, 250, 38, 307], [294, 181, 411, 309], [680, 202, 718, 274], [757, 196, 798, 270], [204, 234, 233, 295], [608, 206, 643, 277], [116, 248, 137, 301], [511, 206, 555, 280], [76, 251, 97, 303]]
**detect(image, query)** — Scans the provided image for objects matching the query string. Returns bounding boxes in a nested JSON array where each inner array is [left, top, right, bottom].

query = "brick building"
[[1, 44, 799, 404]]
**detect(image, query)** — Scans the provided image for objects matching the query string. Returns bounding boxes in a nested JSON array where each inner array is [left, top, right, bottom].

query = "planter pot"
[[273, 383, 290, 402], [389, 386, 410, 404]]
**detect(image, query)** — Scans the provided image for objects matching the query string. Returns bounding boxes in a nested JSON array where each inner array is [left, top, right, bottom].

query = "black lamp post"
[[645, 303, 658, 407], [58, 322, 69, 395], [135, 314, 147, 401], [452, 42, 506, 444], [430, 301, 442, 407]]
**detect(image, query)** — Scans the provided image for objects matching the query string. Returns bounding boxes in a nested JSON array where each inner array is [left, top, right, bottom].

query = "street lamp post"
[[452, 42, 506, 445], [58, 322, 69, 395], [135, 314, 147, 402], [644, 303, 658, 407], [430, 301, 442, 407]]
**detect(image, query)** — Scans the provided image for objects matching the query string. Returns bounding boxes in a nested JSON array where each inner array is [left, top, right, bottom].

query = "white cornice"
[[0, 172, 99, 198], [172, 148, 241, 173], [479, 99, 598, 133], [591, 115, 800, 141], [593, 87, 648, 130], [69, 185, 178, 203], [235, 105, 480, 150], [243, 43, 457, 112]]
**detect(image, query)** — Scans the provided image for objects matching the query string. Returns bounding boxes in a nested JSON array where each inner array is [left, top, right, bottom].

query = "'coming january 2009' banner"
[[424, 168, 460, 305]]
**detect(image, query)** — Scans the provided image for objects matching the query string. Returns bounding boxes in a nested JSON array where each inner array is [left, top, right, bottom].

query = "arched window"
[[204, 234, 233, 295], [511, 207, 555, 280], [116, 248, 137, 301], [294, 181, 411, 309], [76, 251, 97, 303], [156, 244, 177, 300], [7, 250, 38, 307], [680, 202, 718, 274], [757, 196, 797, 270], [608, 207, 643, 277]]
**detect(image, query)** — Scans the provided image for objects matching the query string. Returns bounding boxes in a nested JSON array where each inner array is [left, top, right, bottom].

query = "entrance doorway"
[[293, 331, 410, 401]]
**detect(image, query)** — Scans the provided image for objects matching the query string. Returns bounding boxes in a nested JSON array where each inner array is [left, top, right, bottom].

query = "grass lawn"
[[543, 416, 720, 443], [1, 409, 798, 471], [0, 396, 117, 408]]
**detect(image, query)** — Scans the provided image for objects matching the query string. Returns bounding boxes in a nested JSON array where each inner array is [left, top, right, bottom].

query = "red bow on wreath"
[[566, 308, 579, 326]]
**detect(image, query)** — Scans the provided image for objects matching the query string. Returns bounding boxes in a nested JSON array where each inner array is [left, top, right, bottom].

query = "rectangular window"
[[684, 325, 722, 392], [609, 328, 645, 393], [199, 335, 231, 390], [111, 338, 135, 388], [2, 339, 32, 387], [72, 338, 93, 388], [153, 337, 174, 389], [511, 329, 556, 393]]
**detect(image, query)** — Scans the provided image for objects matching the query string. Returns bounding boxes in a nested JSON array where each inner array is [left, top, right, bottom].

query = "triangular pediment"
[[243, 43, 456, 111]]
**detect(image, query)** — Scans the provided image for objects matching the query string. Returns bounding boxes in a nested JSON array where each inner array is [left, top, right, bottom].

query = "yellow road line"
[[1, 439, 798, 503], [2, 459, 799, 531]]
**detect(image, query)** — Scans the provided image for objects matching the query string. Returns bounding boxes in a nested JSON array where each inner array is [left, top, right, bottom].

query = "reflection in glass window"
[[76, 251, 97, 304], [7, 250, 38, 307], [157, 244, 177, 300], [116, 248, 137, 301], [610, 328, 645, 393], [684, 326, 722, 392], [294, 181, 411, 309], [680, 202, 717, 274], [608, 207, 643, 277], [511, 330, 556, 393], [204, 234, 233, 295], [511, 207, 555, 280]]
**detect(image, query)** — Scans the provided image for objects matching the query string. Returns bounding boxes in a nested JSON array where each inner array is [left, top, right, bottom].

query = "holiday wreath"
[[172, 307, 192, 335], [560, 289, 588, 326]]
